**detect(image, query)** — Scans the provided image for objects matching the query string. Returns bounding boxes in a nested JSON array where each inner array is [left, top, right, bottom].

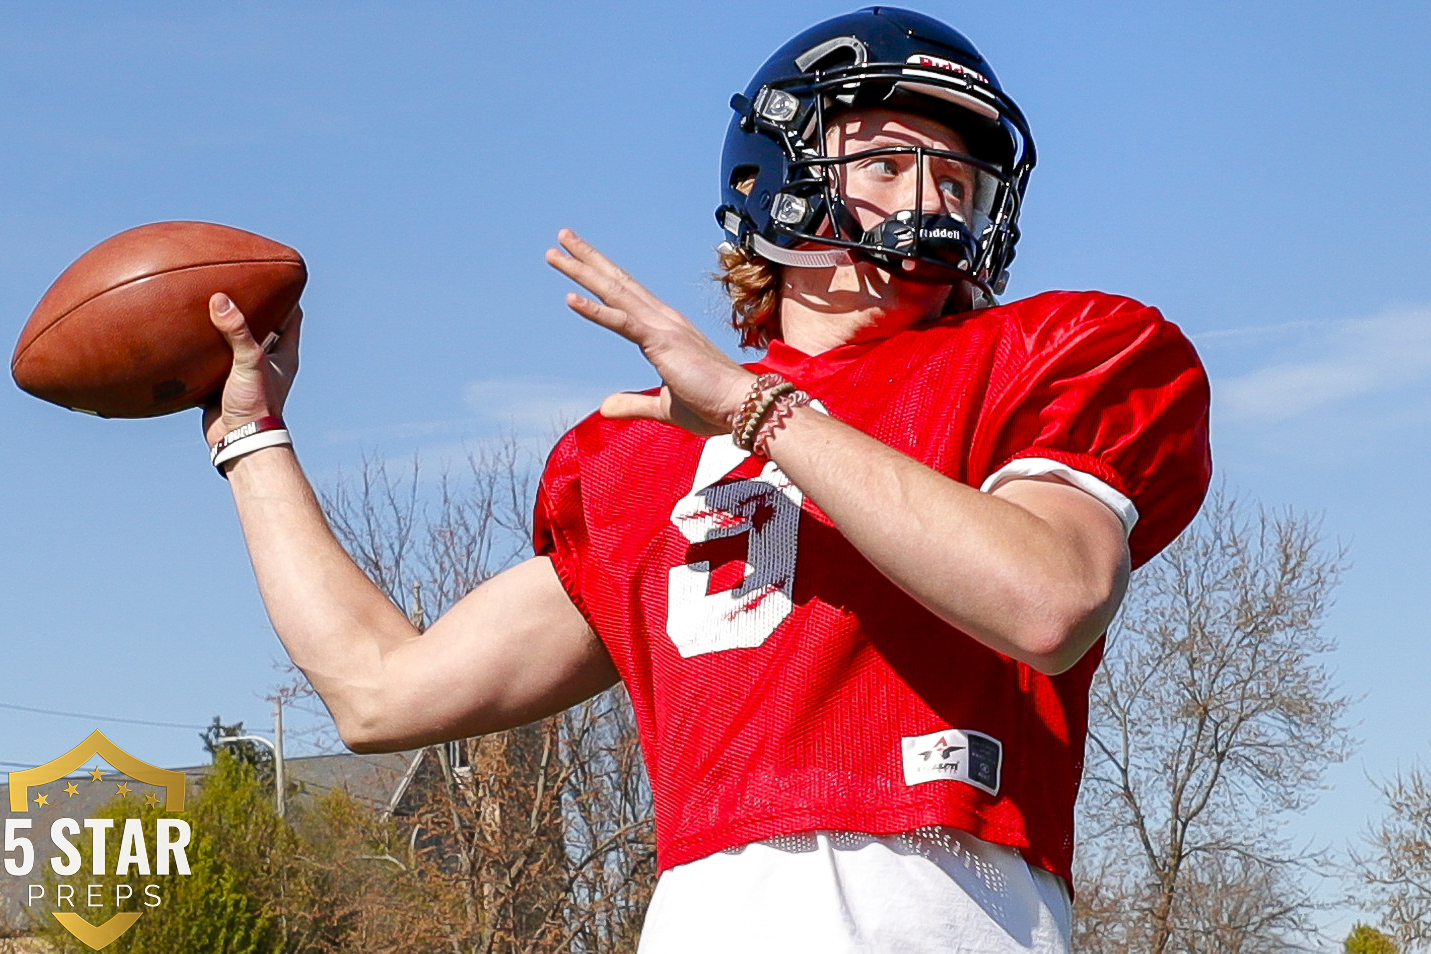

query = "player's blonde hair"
[[715, 243, 782, 349]]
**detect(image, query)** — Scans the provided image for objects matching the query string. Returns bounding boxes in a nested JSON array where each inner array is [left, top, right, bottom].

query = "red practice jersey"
[[533, 290, 1212, 886]]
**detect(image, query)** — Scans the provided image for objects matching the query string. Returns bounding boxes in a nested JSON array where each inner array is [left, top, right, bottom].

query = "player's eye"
[[847, 152, 904, 176], [937, 177, 966, 202]]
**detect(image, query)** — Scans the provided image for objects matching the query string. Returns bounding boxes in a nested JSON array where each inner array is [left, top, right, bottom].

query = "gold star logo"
[[89, 766, 105, 782], [115, 783, 132, 798], [34, 793, 49, 808], [64, 782, 80, 798], [143, 792, 161, 808]]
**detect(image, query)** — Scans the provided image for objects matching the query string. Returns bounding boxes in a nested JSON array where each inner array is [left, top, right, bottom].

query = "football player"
[[204, 8, 1211, 952]]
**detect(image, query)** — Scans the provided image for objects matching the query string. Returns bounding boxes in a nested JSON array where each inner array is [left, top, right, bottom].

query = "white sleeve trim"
[[979, 457, 1138, 537]]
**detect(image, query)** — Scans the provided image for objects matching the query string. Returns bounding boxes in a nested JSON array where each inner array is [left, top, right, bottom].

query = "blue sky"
[[3, 2, 1429, 942]]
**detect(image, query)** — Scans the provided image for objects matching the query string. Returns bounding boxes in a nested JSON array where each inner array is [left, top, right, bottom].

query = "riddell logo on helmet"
[[905, 54, 988, 85]]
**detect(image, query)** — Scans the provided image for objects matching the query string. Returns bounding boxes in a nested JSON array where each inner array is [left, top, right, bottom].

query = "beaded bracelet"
[[730, 374, 811, 454], [752, 389, 811, 457], [739, 381, 795, 449], [731, 374, 788, 450], [731, 375, 781, 436]]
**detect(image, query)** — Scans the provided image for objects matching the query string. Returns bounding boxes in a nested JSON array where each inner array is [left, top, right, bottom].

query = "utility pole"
[[273, 696, 286, 820], [213, 699, 286, 820]]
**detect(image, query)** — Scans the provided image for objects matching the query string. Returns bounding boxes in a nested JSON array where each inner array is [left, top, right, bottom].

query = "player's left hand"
[[545, 229, 755, 436]]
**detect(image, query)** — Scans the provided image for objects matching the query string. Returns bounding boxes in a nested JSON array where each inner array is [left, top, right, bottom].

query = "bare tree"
[[297, 438, 656, 952], [364, 692, 653, 954], [320, 437, 536, 612], [560, 688, 657, 953], [1353, 761, 1431, 951], [1075, 490, 1352, 953]]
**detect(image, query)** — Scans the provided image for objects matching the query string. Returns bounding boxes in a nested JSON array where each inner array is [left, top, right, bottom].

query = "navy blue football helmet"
[[717, 7, 1035, 298]]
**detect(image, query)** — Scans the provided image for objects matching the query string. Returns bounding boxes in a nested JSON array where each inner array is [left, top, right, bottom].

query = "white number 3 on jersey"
[[666, 434, 803, 657]]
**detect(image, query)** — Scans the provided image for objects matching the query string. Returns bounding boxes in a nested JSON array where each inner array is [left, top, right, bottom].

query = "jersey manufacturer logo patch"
[[901, 728, 1002, 795]]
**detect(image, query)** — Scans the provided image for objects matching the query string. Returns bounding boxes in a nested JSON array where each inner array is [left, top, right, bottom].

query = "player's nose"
[[919, 167, 948, 214]]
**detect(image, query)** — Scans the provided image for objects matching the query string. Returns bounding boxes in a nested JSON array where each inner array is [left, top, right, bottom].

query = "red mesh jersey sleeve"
[[532, 424, 595, 625], [975, 293, 1212, 568]]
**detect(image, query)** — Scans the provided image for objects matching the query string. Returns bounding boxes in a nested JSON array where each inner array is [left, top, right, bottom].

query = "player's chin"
[[863, 260, 959, 306]]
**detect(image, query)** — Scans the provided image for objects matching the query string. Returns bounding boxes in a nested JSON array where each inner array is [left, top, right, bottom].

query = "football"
[[11, 221, 306, 418]]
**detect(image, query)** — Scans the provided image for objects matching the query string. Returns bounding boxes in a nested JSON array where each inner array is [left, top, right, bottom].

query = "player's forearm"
[[764, 408, 1126, 673], [221, 444, 419, 738]]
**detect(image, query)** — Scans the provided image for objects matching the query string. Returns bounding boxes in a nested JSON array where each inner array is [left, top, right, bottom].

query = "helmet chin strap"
[[742, 229, 988, 309], [749, 232, 855, 268]]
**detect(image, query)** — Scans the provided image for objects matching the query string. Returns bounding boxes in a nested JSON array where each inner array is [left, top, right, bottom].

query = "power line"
[[0, 701, 209, 730], [0, 759, 128, 778], [0, 759, 87, 773]]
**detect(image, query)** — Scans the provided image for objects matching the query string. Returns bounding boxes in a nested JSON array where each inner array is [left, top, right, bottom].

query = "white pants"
[[638, 828, 1071, 954]]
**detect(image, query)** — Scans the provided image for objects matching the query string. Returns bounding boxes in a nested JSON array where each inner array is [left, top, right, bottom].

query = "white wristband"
[[211, 428, 292, 472]]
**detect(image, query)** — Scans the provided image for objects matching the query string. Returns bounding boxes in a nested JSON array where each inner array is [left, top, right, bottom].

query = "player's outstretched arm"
[[205, 294, 618, 753]]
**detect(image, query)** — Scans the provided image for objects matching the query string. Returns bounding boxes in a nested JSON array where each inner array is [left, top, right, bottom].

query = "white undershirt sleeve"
[[978, 457, 1138, 537]]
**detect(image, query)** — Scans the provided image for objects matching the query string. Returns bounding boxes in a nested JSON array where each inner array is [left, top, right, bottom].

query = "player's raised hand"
[[545, 229, 755, 435], [202, 293, 302, 446]]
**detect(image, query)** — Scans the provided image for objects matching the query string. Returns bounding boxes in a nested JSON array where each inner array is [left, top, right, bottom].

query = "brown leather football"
[[11, 221, 306, 418]]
